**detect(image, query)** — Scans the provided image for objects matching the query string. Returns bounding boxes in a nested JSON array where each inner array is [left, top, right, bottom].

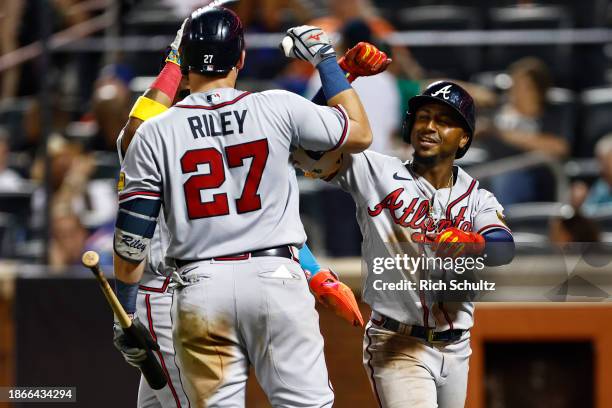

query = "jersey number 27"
[[181, 139, 269, 219]]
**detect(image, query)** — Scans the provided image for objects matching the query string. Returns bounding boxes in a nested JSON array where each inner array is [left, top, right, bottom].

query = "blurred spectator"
[[88, 77, 132, 152], [482, 57, 570, 204], [572, 134, 612, 216], [235, 0, 309, 32], [311, 0, 394, 39], [549, 212, 601, 244], [0, 0, 24, 100], [30, 135, 117, 232], [49, 207, 88, 273], [0, 127, 24, 191], [306, 19, 401, 155]]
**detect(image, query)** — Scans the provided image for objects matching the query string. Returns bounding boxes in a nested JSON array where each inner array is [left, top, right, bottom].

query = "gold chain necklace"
[[411, 163, 454, 221]]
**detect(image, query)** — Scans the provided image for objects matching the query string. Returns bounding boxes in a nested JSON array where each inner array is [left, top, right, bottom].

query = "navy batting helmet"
[[402, 81, 475, 159], [181, 6, 245, 75]]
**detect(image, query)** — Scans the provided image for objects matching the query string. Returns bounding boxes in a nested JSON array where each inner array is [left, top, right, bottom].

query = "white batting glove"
[[166, 18, 188, 66], [280, 25, 336, 67]]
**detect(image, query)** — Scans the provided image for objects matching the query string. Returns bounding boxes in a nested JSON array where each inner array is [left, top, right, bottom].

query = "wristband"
[[129, 96, 168, 121], [311, 71, 352, 106], [150, 61, 182, 100], [317, 58, 351, 100], [299, 243, 321, 278], [165, 48, 181, 66], [115, 280, 139, 315]]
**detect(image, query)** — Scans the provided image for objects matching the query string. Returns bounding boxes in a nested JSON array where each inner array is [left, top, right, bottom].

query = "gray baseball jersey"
[[334, 150, 510, 331], [119, 88, 349, 260]]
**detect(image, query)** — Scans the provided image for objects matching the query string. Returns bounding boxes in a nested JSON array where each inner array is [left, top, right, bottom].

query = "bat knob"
[[82, 251, 100, 268]]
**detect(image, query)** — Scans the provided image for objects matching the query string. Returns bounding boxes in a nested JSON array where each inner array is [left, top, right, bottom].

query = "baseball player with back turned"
[[296, 81, 516, 407], [111, 15, 389, 408], [112, 5, 373, 408]]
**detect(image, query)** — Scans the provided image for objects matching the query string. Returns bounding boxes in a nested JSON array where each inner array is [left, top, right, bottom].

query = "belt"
[[371, 313, 466, 344], [174, 245, 295, 268]]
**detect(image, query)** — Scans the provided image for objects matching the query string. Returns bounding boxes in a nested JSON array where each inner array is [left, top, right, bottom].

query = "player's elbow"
[[342, 123, 372, 153]]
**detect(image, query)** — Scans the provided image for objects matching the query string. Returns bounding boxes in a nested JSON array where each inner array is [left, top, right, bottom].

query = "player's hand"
[[113, 317, 160, 368], [165, 18, 188, 66], [433, 227, 485, 259], [339, 41, 392, 83], [280, 25, 336, 67], [309, 269, 364, 327]]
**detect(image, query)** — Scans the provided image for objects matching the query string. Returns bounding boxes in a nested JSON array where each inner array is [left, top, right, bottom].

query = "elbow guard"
[[114, 198, 160, 263]]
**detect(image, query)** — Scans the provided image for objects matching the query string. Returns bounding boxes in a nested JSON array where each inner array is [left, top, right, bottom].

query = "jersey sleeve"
[[118, 126, 162, 204], [332, 151, 383, 204], [288, 92, 350, 152], [473, 188, 512, 235]]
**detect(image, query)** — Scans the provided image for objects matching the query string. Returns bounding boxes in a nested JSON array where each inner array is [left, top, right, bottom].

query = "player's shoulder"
[[346, 150, 403, 174], [254, 89, 307, 105], [456, 165, 502, 203]]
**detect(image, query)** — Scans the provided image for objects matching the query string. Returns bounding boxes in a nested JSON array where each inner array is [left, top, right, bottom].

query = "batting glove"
[[280, 25, 336, 67], [433, 227, 485, 259], [309, 269, 364, 327], [339, 41, 392, 83], [113, 317, 160, 368], [165, 18, 188, 66]]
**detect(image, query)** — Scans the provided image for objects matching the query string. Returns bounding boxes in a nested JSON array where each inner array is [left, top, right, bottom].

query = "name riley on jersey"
[[187, 109, 247, 138]]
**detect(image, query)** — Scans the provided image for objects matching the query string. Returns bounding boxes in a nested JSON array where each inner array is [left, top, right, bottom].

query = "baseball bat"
[[81, 251, 167, 390]]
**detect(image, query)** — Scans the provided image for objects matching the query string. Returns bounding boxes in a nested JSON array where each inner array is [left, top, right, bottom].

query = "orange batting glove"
[[309, 269, 364, 327], [338, 41, 392, 83], [433, 227, 485, 259]]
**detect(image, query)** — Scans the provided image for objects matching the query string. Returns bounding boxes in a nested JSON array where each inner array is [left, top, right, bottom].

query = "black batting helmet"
[[181, 6, 245, 75], [402, 81, 475, 159]]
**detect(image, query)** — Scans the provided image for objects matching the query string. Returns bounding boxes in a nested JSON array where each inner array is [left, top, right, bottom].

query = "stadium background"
[[1, 0, 612, 406]]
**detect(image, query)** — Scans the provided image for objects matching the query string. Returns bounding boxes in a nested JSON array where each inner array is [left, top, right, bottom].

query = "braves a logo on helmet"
[[431, 84, 453, 100]]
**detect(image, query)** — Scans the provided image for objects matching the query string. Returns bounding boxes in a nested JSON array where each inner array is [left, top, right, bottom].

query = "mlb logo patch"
[[206, 92, 221, 103]]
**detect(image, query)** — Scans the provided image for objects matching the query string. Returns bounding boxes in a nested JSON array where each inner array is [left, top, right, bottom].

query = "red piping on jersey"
[[145, 294, 182, 408], [175, 91, 251, 110], [445, 179, 476, 220], [477, 224, 512, 235], [139, 276, 171, 293], [438, 302, 454, 330], [365, 326, 383, 408], [329, 105, 349, 151], [119, 191, 161, 201]]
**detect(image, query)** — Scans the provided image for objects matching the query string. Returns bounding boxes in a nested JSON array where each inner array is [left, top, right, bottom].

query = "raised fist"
[[339, 41, 392, 83], [280, 25, 336, 67]]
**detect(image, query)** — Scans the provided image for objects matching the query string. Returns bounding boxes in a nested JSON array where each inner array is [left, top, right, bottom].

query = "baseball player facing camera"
[[299, 81, 516, 407], [111, 5, 389, 407]]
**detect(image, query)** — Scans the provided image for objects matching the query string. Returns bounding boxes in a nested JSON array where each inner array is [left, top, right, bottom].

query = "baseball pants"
[[135, 278, 191, 408], [171, 256, 334, 408], [363, 319, 471, 408]]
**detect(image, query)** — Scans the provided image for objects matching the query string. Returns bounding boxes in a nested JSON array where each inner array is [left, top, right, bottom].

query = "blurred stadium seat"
[[395, 5, 482, 79], [485, 5, 573, 85], [546, 86, 577, 146], [578, 86, 612, 157]]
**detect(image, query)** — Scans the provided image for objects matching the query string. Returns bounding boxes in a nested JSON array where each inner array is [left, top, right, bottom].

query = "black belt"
[[175, 245, 294, 268], [372, 314, 466, 344]]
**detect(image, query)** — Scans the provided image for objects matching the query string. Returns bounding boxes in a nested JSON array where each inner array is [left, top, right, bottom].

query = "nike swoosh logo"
[[393, 172, 411, 181]]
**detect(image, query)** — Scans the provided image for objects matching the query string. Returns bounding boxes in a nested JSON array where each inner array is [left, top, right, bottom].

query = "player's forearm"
[[328, 88, 372, 152], [119, 89, 172, 154], [316, 58, 372, 152], [482, 229, 515, 266], [113, 253, 145, 284], [118, 56, 183, 156], [299, 243, 321, 277]]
